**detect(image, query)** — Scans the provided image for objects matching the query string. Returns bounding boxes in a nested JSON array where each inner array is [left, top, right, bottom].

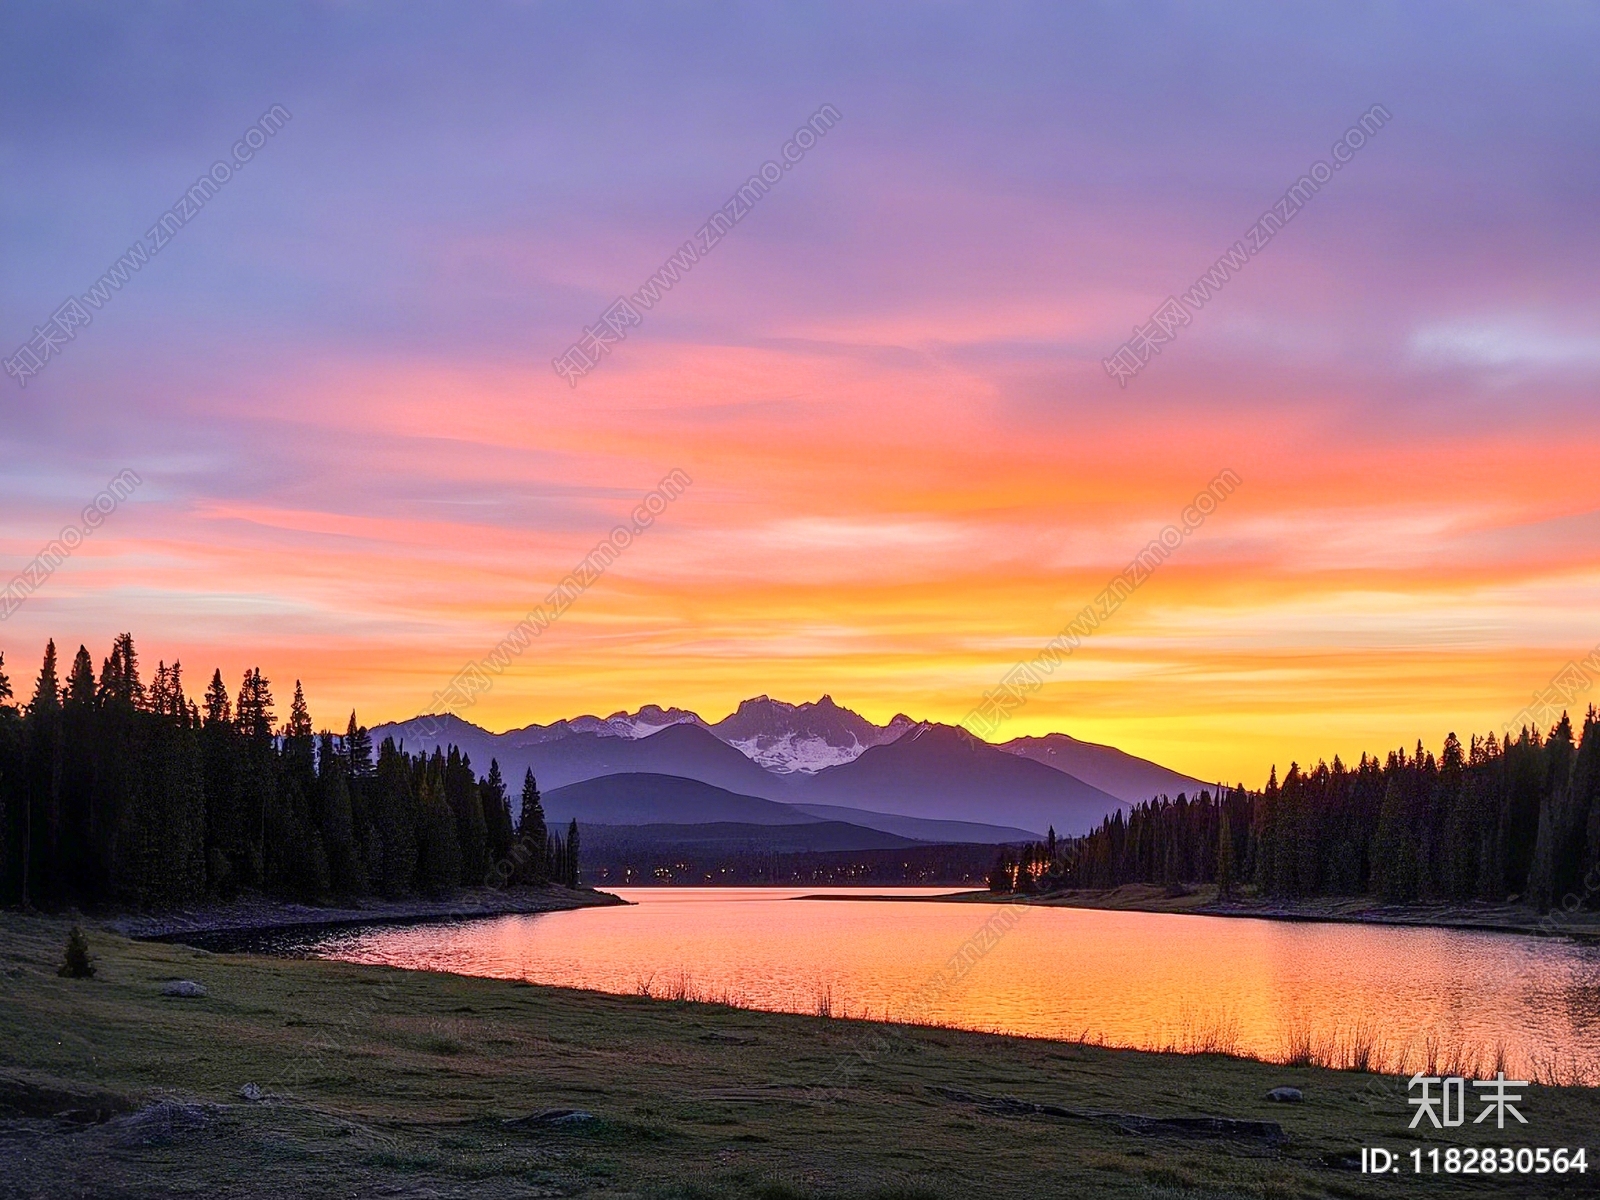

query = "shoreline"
[[98, 883, 627, 943], [799, 882, 1600, 942], [3, 908, 1597, 1198]]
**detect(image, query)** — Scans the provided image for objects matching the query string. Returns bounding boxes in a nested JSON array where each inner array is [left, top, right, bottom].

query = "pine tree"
[[151, 661, 172, 716], [1216, 806, 1235, 899], [547, 829, 565, 890], [231, 669, 277, 885], [282, 682, 316, 793], [56, 647, 99, 901], [479, 758, 514, 879], [515, 768, 548, 884], [287, 681, 312, 739], [444, 746, 488, 886], [345, 712, 374, 779], [1372, 770, 1418, 902], [204, 670, 231, 724], [19, 642, 66, 905], [198, 672, 243, 895], [123, 710, 207, 905], [565, 819, 581, 888], [340, 712, 378, 886], [235, 669, 275, 742], [29, 641, 61, 718], [97, 633, 145, 708], [373, 738, 419, 897], [316, 730, 363, 894], [414, 765, 462, 896], [66, 647, 95, 707]]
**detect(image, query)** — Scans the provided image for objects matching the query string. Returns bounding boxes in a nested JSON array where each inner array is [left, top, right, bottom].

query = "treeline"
[[992, 714, 1600, 911], [587, 843, 1000, 888], [0, 634, 579, 909]]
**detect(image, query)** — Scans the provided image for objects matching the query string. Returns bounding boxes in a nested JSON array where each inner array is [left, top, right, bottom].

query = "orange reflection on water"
[[300, 889, 1600, 1081]]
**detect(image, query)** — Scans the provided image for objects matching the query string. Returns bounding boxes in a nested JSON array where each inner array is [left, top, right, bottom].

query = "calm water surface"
[[271, 888, 1600, 1080]]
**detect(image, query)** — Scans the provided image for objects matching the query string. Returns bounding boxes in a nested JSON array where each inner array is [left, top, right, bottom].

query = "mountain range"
[[371, 696, 1208, 839]]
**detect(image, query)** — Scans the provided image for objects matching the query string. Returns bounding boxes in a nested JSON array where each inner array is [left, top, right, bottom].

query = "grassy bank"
[[1, 913, 1596, 1199], [930, 883, 1600, 942]]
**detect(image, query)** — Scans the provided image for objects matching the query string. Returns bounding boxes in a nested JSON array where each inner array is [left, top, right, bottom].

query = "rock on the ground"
[[160, 979, 207, 997], [238, 1083, 264, 1102], [503, 1108, 597, 1129], [1265, 1086, 1303, 1102]]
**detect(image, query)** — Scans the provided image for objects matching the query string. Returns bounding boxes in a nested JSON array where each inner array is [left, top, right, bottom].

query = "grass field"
[[1, 911, 1596, 1199]]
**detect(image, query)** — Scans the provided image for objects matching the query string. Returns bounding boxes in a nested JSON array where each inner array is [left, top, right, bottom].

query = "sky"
[[3, 2, 1599, 785]]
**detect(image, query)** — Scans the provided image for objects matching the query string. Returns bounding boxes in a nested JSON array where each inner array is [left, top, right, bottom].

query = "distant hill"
[[796, 723, 1123, 835], [539, 773, 810, 827], [998, 733, 1208, 805], [373, 717, 789, 800], [374, 712, 508, 770], [786, 803, 1037, 845], [540, 773, 1034, 848], [579, 819, 924, 855]]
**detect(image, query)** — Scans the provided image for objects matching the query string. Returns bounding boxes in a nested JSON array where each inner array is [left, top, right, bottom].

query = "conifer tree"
[[345, 712, 374, 778], [444, 746, 488, 886], [316, 730, 363, 894], [479, 758, 514, 876], [282, 682, 316, 789], [516, 768, 548, 883], [204, 670, 231, 724], [23, 641, 65, 905], [66, 647, 95, 707], [1216, 806, 1235, 898], [198, 680, 243, 895], [287, 681, 313, 740], [97, 633, 145, 708], [235, 669, 275, 742], [373, 738, 419, 897], [414, 765, 462, 896], [29, 641, 60, 717], [565, 818, 581, 888]]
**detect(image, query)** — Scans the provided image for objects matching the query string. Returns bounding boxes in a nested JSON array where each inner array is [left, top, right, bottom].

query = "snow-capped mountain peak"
[[503, 705, 705, 747], [708, 695, 913, 773]]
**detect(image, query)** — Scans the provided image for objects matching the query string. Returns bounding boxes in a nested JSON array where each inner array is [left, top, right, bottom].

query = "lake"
[[253, 887, 1600, 1082]]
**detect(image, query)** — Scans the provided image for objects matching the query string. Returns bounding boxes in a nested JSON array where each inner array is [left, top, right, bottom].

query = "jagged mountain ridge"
[[708, 695, 917, 773], [374, 696, 1199, 804], [370, 696, 1203, 834]]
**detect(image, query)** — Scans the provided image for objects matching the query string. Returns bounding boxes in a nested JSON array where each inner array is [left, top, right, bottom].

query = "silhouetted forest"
[[991, 716, 1600, 911], [0, 635, 579, 909], [584, 842, 1000, 888]]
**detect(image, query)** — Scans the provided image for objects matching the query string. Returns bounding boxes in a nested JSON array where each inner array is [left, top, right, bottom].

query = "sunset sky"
[[3, 3, 1598, 785]]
